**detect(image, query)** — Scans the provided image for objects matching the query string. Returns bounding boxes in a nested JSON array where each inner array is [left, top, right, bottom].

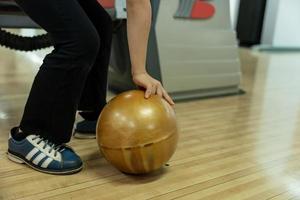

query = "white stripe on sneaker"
[[25, 148, 39, 161], [33, 152, 46, 165], [41, 157, 53, 168]]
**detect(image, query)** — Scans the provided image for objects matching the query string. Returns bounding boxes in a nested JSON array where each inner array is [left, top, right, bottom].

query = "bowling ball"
[[96, 90, 178, 174]]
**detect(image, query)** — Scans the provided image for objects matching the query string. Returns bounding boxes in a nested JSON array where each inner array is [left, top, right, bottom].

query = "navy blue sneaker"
[[7, 130, 83, 175], [73, 120, 97, 139]]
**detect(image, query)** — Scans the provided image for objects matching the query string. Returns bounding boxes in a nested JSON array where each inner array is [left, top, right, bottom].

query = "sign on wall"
[[174, 0, 215, 19]]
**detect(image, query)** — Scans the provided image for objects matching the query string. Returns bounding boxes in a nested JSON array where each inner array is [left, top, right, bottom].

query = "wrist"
[[131, 69, 147, 76]]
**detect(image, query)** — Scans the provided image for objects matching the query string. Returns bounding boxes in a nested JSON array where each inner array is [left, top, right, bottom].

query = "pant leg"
[[15, 0, 100, 144], [77, 0, 113, 120]]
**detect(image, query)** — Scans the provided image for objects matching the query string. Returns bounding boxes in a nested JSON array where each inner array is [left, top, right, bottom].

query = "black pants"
[[15, 0, 113, 144]]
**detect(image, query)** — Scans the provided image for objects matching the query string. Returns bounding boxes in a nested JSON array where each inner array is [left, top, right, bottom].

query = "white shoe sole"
[[7, 152, 83, 175]]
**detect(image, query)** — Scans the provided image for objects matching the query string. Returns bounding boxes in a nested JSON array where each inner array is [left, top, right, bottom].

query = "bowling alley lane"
[[2, 45, 300, 199]]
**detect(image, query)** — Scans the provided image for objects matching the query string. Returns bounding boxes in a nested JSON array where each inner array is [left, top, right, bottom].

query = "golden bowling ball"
[[96, 90, 178, 174]]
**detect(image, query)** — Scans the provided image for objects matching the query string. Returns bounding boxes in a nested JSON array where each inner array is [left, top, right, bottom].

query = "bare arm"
[[126, 0, 151, 75], [126, 0, 174, 105]]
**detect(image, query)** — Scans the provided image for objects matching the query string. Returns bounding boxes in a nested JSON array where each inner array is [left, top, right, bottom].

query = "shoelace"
[[32, 136, 65, 157]]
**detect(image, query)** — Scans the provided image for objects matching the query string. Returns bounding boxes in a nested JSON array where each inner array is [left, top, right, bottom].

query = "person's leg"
[[77, 0, 113, 119], [74, 0, 113, 138], [8, 0, 100, 174], [15, 0, 100, 144]]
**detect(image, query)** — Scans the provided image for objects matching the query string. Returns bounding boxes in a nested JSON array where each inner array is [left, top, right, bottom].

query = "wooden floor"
[[1, 46, 300, 200]]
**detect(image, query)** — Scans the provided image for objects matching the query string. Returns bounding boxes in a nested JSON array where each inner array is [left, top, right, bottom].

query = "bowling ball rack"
[[0, 0, 242, 101]]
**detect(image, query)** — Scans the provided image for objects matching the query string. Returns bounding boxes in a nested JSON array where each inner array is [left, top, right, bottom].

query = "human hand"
[[132, 72, 175, 106]]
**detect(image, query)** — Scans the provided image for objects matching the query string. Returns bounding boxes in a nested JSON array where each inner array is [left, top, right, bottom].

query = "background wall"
[[261, 0, 300, 47], [229, 0, 240, 30]]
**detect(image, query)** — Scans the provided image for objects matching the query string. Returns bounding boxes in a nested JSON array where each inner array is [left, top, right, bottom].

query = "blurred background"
[[1, 0, 300, 100], [1, 0, 299, 101]]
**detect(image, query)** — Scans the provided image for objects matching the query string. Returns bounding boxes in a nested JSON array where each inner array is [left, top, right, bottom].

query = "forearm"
[[126, 0, 152, 75]]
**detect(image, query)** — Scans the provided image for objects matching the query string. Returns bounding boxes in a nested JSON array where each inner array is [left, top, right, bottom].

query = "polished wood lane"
[[1, 43, 300, 200]]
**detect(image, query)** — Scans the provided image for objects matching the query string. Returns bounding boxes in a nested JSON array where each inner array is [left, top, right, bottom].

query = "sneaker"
[[7, 129, 83, 175], [73, 120, 97, 139]]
